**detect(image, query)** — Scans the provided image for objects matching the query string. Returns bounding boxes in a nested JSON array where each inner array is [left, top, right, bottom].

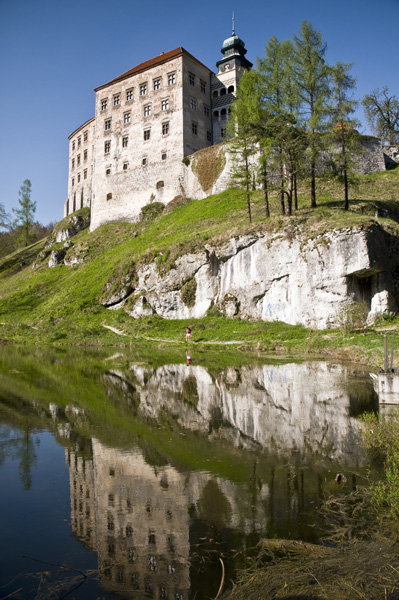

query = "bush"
[[181, 276, 197, 307]]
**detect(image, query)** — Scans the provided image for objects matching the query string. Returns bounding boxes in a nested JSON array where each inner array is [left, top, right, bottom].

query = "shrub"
[[181, 276, 197, 307]]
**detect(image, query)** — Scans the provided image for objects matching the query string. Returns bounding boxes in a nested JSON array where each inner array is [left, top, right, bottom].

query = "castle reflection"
[[63, 360, 377, 599]]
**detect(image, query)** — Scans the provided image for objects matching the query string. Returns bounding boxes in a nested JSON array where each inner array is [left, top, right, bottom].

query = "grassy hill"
[[1, 170, 399, 367]]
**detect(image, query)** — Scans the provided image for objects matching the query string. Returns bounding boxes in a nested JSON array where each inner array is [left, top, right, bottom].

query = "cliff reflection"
[[64, 360, 376, 599]]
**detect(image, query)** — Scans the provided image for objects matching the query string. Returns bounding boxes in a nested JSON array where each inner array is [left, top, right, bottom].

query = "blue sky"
[[0, 0, 398, 225]]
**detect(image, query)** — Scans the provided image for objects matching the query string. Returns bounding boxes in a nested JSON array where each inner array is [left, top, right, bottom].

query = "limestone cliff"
[[105, 224, 399, 329]]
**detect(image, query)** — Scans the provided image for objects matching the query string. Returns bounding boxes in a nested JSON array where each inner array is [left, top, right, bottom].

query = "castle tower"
[[211, 20, 252, 144]]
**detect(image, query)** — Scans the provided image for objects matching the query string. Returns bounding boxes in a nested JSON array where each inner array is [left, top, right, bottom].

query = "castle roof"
[[94, 47, 212, 92]]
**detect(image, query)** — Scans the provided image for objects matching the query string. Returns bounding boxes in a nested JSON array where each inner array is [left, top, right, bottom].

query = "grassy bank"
[[1, 171, 399, 367]]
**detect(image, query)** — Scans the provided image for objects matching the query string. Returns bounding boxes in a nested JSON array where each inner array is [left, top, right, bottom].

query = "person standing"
[[186, 326, 191, 343]]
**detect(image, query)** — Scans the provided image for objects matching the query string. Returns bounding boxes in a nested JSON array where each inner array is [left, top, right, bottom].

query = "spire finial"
[[232, 12, 235, 36]]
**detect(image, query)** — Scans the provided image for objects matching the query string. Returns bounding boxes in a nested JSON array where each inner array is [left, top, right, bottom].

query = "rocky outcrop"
[[123, 224, 399, 329]]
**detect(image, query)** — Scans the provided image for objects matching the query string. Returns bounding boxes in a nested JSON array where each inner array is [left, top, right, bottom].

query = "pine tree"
[[228, 70, 265, 223], [329, 62, 359, 210], [293, 20, 331, 208], [13, 179, 36, 247]]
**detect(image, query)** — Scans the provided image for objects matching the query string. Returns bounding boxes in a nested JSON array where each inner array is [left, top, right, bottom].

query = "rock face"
[[125, 224, 399, 329]]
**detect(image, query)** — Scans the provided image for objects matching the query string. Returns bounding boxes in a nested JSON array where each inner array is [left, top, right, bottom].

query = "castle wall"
[[89, 52, 213, 231], [64, 118, 95, 217]]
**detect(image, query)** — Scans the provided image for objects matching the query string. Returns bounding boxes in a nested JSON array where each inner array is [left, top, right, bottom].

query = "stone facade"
[[64, 34, 251, 229], [65, 118, 95, 217]]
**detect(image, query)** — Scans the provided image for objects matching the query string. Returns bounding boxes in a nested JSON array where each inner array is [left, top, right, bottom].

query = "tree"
[[13, 179, 36, 247], [0, 202, 10, 231], [329, 62, 360, 210], [258, 36, 304, 215], [293, 21, 331, 208], [228, 70, 265, 223], [362, 87, 399, 144]]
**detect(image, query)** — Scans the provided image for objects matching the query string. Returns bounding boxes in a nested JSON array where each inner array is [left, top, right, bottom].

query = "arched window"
[[213, 110, 219, 120], [220, 88, 226, 96], [221, 108, 227, 120], [228, 85, 234, 94], [213, 90, 218, 98]]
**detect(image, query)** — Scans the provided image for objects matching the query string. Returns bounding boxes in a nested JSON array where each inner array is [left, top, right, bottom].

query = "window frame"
[[140, 82, 147, 96]]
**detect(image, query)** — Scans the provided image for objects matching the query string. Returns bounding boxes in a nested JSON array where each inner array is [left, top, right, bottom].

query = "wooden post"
[[391, 330, 396, 370], [384, 334, 388, 372]]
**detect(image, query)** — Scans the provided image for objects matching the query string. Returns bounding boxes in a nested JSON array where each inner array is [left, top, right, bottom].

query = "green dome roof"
[[222, 35, 246, 50]]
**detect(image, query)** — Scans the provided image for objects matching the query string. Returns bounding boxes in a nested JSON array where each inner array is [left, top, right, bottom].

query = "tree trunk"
[[262, 162, 270, 218]]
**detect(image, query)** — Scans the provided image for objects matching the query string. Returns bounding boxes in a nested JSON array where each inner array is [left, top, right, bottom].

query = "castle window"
[[105, 118, 111, 130], [84, 169, 87, 179], [153, 78, 161, 91], [221, 127, 225, 138], [144, 129, 151, 141], [213, 90, 218, 98], [71, 158, 75, 170], [73, 193, 76, 211], [77, 172, 81, 183], [228, 85, 235, 93], [161, 152, 167, 160], [72, 141, 75, 151], [192, 123, 198, 135], [123, 162, 128, 171], [126, 88, 133, 101], [124, 112, 131, 124], [77, 154, 81, 165], [162, 122, 169, 135], [78, 136, 81, 146], [190, 98, 197, 111], [83, 149, 88, 161], [140, 83, 147, 96], [168, 72, 176, 86], [142, 157, 147, 165], [101, 99, 108, 111], [113, 94, 120, 106], [220, 88, 227, 96], [161, 98, 169, 111], [122, 136, 128, 148], [84, 131, 88, 142], [189, 72, 195, 86], [221, 108, 227, 120], [143, 104, 151, 117], [207, 130, 211, 142], [156, 181, 164, 189], [107, 193, 112, 201], [72, 177, 75, 187], [213, 110, 219, 120], [204, 105, 210, 117], [106, 168, 111, 175], [104, 140, 111, 154], [80, 190, 83, 208], [200, 80, 206, 93]]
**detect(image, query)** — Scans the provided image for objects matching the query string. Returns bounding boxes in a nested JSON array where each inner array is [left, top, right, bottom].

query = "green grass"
[[1, 173, 399, 366]]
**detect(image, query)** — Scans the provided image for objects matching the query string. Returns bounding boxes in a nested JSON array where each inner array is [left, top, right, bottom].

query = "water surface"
[[0, 346, 379, 599]]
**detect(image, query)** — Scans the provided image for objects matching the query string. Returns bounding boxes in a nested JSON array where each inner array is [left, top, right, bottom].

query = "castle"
[[65, 30, 396, 232], [64, 29, 252, 230]]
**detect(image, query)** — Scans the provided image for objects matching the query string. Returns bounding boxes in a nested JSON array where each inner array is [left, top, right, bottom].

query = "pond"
[[0, 345, 380, 599]]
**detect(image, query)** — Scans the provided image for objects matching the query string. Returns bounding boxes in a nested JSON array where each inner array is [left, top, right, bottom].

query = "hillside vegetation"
[[1, 170, 399, 366]]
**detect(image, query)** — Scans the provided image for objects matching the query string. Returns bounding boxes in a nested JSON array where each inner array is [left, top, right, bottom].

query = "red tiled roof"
[[94, 47, 212, 92]]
